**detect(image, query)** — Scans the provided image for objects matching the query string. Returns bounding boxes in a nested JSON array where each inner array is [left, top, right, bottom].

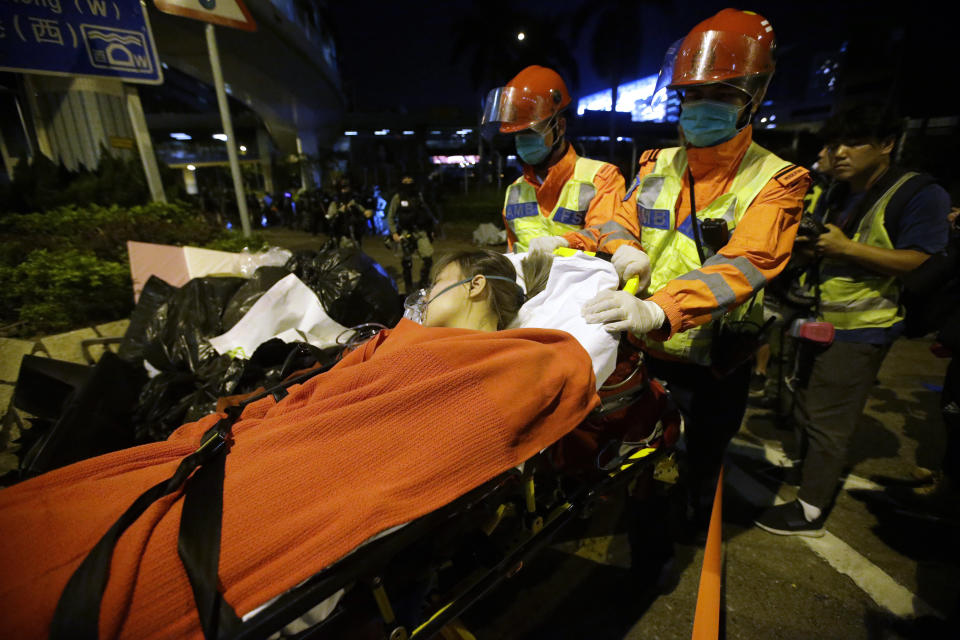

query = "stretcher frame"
[[231, 252, 667, 639], [50, 249, 670, 639], [235, 402, 672, 640]]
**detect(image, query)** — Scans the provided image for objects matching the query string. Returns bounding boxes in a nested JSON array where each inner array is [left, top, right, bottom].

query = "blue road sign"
[[0, 0, 163, 84]]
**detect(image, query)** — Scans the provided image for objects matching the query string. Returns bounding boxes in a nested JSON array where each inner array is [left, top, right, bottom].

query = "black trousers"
[[941, 358, 960, 482], [794, 340, 890, 510], [646, 356, 751, 500]]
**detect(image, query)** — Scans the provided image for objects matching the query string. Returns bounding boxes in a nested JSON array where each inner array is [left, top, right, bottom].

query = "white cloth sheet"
[[506, 251, 620, 389]]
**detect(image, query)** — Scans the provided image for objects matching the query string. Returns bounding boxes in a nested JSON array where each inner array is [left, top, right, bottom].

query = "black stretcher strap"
[[178, 433, 243, 638], [50, 363, 333, 639], [51, 409, 242, 639]]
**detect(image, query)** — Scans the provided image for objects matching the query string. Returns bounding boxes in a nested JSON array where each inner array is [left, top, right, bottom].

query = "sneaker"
[[889, 476, 959, 517], [910, 466, 939, 484], [754, 501, 826, 537]]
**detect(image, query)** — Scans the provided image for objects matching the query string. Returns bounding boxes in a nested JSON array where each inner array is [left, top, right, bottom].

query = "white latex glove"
[[611, 245, 651, 291], [528, 235, 569, 254], [581, 290, 666, 334]]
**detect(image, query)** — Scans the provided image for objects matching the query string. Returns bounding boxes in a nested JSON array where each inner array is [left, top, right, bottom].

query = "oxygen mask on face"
[[403, 287, 430, 323], [402, 275, 523, 325]]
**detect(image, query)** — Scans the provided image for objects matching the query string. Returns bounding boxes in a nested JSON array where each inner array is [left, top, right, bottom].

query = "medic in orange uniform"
[[481, 66, 641, 256], [582, 9, 811, 524]]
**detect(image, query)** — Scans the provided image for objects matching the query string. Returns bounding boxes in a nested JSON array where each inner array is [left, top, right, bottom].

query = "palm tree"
[[571, 0, 670, 161]]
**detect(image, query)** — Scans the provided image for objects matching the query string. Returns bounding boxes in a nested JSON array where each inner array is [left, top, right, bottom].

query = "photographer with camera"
[[755, 105, 951, 537], [388, 175, 436, 293]]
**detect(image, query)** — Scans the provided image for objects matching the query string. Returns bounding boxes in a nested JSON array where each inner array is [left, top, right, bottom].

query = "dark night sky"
[[326, 0, 953, 117]]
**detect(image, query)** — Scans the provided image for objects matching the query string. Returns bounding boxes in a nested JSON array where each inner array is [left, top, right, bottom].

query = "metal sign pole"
[[205, 22, 251, 237], [124, 84, 167, 203]]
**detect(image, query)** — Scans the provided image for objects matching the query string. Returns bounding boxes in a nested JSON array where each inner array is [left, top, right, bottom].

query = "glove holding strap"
[[610, 245, 651, 292]]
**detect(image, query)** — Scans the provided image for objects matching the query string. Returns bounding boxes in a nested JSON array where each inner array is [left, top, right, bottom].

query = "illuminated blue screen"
[[577, 74, 673, 122]]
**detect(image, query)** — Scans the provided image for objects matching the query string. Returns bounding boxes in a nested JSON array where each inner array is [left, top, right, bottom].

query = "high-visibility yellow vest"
[[504, 157, 606, 252], [636, 144, 792, 364], [804, 182, 824, 216], [817, 172, 917, 331]]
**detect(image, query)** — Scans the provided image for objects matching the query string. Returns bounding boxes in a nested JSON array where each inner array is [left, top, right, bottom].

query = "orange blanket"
[[0, 320, 598, 639]]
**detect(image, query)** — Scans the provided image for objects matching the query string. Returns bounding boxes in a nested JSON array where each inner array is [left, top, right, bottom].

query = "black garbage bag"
[[13, 352, 147, 478], [117, 276, 177, 363], [132, 340, 342, 442], [238, 339, 342, 390], [221, 266, 291, 331], [141, 276, 246, 373], [287, 248, 402, 328], [132, 353, 246, 442]]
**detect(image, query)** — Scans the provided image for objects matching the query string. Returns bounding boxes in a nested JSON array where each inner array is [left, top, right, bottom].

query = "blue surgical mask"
[[679, 100, 743, 148], [515, 131, 552, 165]]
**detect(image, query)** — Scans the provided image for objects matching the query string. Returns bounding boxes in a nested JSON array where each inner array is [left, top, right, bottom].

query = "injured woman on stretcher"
[[0, 249, 672, 639]]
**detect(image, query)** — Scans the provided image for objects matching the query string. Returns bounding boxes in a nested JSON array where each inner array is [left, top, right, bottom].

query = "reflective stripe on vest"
[[504, 157, 606, 252], [817, 172, 916, 331], [637, 144, 792, 365]]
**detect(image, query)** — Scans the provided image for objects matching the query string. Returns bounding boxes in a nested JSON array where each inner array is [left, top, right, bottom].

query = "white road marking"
[[724, 461, 942, 619], [729, 436, 794, 467], [728, 436, 886, 492]]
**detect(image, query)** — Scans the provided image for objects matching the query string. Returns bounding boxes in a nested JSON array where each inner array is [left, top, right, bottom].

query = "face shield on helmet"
[[669, 29, 774, 107], [481, 86, 563, 135], [481, 66, 571, 139]]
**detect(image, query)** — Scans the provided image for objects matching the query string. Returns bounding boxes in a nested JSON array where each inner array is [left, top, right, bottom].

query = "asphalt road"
[[462, 337, 957, 640]]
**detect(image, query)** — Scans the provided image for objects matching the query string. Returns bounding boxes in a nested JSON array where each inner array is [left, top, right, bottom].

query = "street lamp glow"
[[187, 164, 196, 171], [212, 133, 228, 141], [239, 145, 247, 152], [170, 132, 191, 141], [517, 32, 525, 41]]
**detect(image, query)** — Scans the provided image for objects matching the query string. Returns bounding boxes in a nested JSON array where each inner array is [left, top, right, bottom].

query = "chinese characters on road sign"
[[0, 0, 162, 84]]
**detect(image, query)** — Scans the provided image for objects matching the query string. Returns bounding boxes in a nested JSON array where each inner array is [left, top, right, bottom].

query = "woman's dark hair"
[[431, 250, 553, 329]]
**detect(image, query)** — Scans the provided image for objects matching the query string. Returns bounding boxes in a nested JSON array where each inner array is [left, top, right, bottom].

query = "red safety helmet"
[[481, 66, 572, 134], [667, 8, 776, 103]]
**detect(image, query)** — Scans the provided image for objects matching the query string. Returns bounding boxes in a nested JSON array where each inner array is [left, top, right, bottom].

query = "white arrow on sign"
[[153, 0, 256, 32]]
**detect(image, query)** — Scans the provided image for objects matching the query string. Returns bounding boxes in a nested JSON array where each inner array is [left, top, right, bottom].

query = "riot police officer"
[[388, 175, 436, 292]]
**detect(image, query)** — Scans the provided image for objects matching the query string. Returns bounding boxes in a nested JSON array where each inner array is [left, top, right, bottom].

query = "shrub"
[[0, 151, 185, 214], [1, 250, 133, 335], [0, 198, 283, 336], [0, 202, 223, 265], [203, 231, 269, 253]]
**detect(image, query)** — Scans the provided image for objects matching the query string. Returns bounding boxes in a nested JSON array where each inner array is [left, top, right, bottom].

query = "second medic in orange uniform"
[[481, 66, 641, 256]]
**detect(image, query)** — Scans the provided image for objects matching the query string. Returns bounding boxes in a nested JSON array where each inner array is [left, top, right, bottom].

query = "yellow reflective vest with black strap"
[[816, 172, 919, 331], [636, 144, 793, 365], [503, 157, 606, 252]]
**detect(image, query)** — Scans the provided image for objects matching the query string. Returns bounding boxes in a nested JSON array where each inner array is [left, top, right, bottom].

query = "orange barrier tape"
[[691, 467, 724, 640]]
